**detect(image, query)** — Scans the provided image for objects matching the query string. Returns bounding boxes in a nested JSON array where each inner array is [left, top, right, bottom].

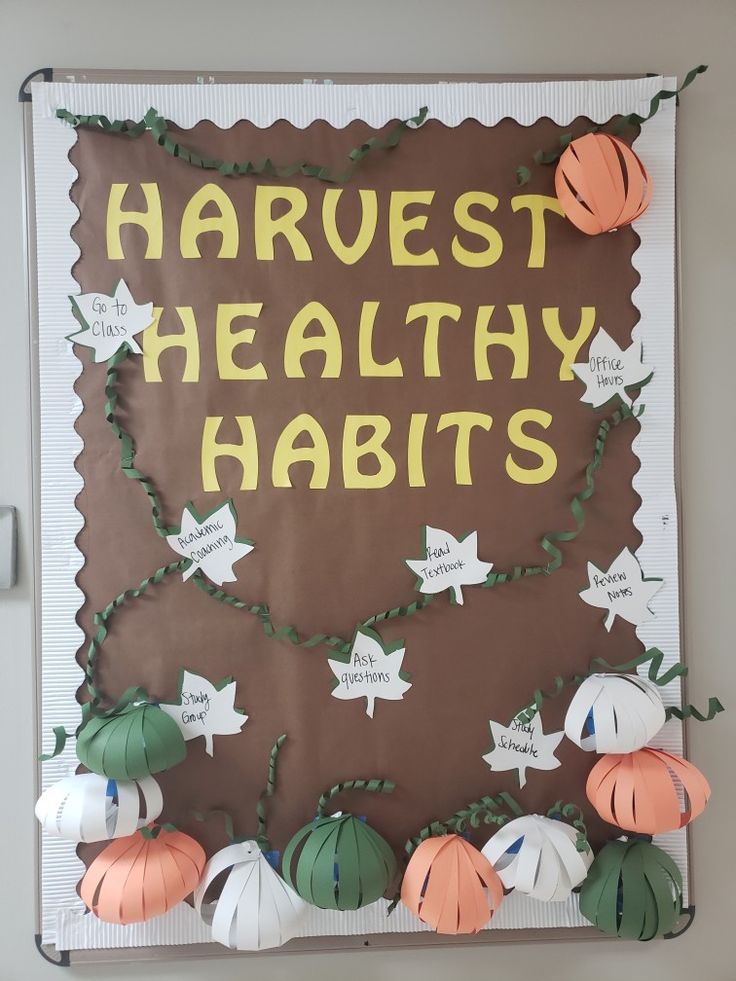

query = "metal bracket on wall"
[[18, 68, 53, 103]]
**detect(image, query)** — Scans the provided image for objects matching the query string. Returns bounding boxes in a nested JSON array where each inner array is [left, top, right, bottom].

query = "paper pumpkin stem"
[[405, 791, 524, 860], [256, 733, 287, 849], [546, 800, 590, 852], [316, 779, 395, 818]]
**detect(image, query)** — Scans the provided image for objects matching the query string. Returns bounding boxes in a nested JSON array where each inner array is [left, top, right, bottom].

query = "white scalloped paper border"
[[31, 78, 680, 951]]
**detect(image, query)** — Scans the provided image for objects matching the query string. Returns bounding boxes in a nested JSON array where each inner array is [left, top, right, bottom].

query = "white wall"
[[1, 1, 733, 978]]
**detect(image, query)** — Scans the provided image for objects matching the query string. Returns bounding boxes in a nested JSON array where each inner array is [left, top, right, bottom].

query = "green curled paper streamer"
[[404, 790, 524, 860], [191, 572, 352, 655], [317, 778, 395, 818], [84, 559, 188, 711], [193, 808, 239, 844], [361, 593, 434, 630], [256, 733, 287, 849], [105, 349, 174, 539], [579, 838, 683, 941], [140, 821, 178, 840], [38, 725, 74, 761], [514, 646, 689, 724], [546, 800, 590, 853], [483, 403, 639, 589], [520, 66, 707, 177], [665, 697, 724, 723], [57, 105, 429, 185]]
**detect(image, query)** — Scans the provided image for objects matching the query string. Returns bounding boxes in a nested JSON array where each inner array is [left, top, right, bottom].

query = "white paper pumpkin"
[[481, 814, 593, 902], [564, 673, 665, 753], [194, 840, 308, 951], [35, 772, 163, 843]]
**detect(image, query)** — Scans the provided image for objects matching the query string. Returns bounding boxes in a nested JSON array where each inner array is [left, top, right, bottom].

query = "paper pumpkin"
[[283, 813, 398, 910], [579, 838, 683, 940], [81, 826, 206, 924], [555, 133, 651, 235], [401, 834, 504, 934], [481, 815, 592, 902], [35, 772, 163, 843], [564, 673, 666, 753], [586, 747, 710, 834], [194, 840, 307, 950], [76, 703, 187, 780]]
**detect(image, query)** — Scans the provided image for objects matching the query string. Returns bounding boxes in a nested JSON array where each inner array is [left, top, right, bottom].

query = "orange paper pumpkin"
[[400, 834, 504, 935], [80, 826, 206, 924], [586, 748, 710, 835], [555, 133, 651, 235]]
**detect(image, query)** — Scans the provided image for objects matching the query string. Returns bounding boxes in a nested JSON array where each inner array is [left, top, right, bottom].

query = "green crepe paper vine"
[[513, 646, 725, 725], [39, 559, 188, 760], [546, 800, 589, 853], [105, 349, 175, 539], [317, 778, 395, 818], [195, 732, 287, 851], [516, 65, 707, 184], [56, 105, 429, 184]]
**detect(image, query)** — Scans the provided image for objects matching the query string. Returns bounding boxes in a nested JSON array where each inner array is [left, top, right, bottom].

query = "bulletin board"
[[24, 70, 705, 964]]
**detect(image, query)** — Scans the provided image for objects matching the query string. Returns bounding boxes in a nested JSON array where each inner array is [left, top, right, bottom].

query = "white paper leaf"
[[159, 670, 247, 756], [579, 546, 663, 631], [482, 814, 592, 902], [194, 841, 308, 951], [564, 673, 666, 752], [68, 279, 155, 362], [571, 327, 651, 408], [35, 773, 163, 843], [328, 626, 411, 718], [482, 714, 563, 788], [406, 526, 492, 605], [166, 500, 254, 586]]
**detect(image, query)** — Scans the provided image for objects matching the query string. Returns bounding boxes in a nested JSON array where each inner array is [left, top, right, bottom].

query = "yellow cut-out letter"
[[437, 412, 493, 485], [358, 301, 403, 377], [474, 304, 529, 380], [254, 186, 313, 261], [506, 409, 557, 484], [452, 192, 503, 267], [106, 183, 163, 260], [542, 307, 597, 380], [216, 303, 266, 380], [143, 307, 201, 382], [284, 301, 343, 378], [180, 183, 239, 258], [272, 413, 330, 488], [408, 413, 428, 488], [322, 188, 378, 264], [342, 415, 396, 489], [389, 191, 439, 266], [511, 194, 565, 268], [201, 416, 258, 492], [406, 302, 462, 377]]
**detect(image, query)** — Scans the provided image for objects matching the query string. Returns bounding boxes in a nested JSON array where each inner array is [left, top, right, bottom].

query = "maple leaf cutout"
[[579, 546, 663, 631], [166, 501, 254, 586], [160, 670, 247, 756], [405, 526, 492, 605], [68, 279, 155, 363], [482, 714, 563, 788], [571, 328, 652, 409], [328, 626, 411, 718]]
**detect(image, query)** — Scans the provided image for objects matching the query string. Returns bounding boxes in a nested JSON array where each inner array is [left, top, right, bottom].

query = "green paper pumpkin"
[[282, 814, 398, 910], [579, 839, 683, 941], [76, 704, 187, 780]]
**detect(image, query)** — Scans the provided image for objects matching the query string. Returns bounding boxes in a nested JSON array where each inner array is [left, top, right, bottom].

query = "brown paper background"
[[69, 116, 643, 876]]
